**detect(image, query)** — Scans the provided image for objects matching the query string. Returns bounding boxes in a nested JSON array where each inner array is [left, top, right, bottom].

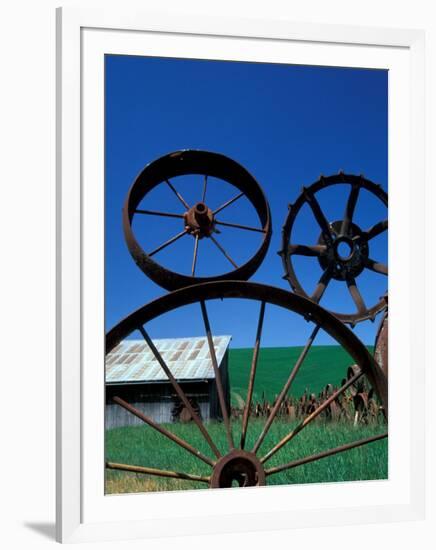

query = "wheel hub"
[[318, 220, 369, 281], [210, 450, 266, 488], [184, 202, 215, 238]]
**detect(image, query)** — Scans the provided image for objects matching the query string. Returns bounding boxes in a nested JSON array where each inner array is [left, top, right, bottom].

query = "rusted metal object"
[[137, 325, 221, 458], [106, 280, 388, 489], [106, 461, 211, 484], [172, 397, 202, 423], [240, 301, 265, 449], [123, 150, 272, 290], [184, 201, 215, 237], [261, 368, 364, 464], [106, 281, 388, 413], [200, 300, 235, 450], [210, 449, 266, 488], [230, 376, 384, 425], [375, 309, 388, 378], [106, 148, 389, 491], [252, 324, 321, 454], [280, 172, 388, 325]]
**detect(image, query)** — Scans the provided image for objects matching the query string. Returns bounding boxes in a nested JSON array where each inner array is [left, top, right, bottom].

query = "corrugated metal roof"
[[106, 335, 232, 384]]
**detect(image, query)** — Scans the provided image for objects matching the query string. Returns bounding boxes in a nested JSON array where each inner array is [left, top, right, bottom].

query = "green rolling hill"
[[228, 345, 373, 406]]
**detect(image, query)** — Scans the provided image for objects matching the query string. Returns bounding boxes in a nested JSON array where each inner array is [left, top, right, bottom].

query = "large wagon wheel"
[[123, 150, 272, 290], [280, 173, 388, 325], [105, 281, 387, 489]]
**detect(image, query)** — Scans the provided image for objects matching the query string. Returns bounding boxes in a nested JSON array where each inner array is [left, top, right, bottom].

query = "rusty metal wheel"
[[123, 150, 272, 290], [280, 172, 388, 325], [105, 281, 387, 489]]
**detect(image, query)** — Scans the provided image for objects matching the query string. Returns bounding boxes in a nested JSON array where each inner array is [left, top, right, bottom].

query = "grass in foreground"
[[105, 418, 387, 494]]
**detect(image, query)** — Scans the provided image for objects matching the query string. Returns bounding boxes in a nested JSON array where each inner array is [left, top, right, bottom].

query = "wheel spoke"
[[341, 183, 360, 236], [164, 178, 190, 210], [347, 276, 367, 314], [365, 219, 388, 240], [112, 396, 215, 466], [303, 188, 333, 243], [365, 258, 388, 275], [191, 235, 199, 276], [200, 301, 235, 450], [209, 235, 239, 268], [287, 244, 327, 257], [261, 368, 363, 463], [252, 325, 320, 454], [138, 326, 221, 458], [213, 192, 244, 215], [265, 432, 388, 476], [240, 301, 266, 450], [311, 269, 332, 302], [202, 174, 208, 203], [215, 219, 266, 233], [148, 229, 188, 258], [135, 209, 184, 220], [106, 461, 210, 484]]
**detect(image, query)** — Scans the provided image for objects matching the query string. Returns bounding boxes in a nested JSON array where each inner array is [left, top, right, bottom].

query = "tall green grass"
[[105, 418, 387, 494]]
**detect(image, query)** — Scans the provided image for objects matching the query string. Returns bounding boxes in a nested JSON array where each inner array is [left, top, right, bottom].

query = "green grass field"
[[228, 345, 373, 406], [105, 345, 385, 494], [105, 419, 387, 494]]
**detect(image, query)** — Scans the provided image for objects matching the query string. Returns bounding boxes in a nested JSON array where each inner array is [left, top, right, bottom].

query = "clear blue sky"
[[105, 55, 387, 347]]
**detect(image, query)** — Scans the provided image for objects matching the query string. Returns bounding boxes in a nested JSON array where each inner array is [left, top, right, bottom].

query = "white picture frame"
[[56, 6, 426, 543]]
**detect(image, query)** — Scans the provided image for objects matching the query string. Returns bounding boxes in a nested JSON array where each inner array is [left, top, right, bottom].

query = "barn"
[[105, 335, 231, 429]]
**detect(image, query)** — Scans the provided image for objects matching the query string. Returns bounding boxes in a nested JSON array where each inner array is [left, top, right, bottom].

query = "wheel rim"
[[280, 172, 388, 325], [123, 150, 272, 290]]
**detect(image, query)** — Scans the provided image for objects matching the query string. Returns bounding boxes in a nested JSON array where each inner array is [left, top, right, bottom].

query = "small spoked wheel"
[[280, 173, 388, 325], [123, 150, 272, 290], [105, 281, 388, 490]]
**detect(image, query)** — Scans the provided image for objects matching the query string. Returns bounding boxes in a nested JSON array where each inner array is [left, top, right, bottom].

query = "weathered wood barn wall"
[[105, 336, 231, 429]]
